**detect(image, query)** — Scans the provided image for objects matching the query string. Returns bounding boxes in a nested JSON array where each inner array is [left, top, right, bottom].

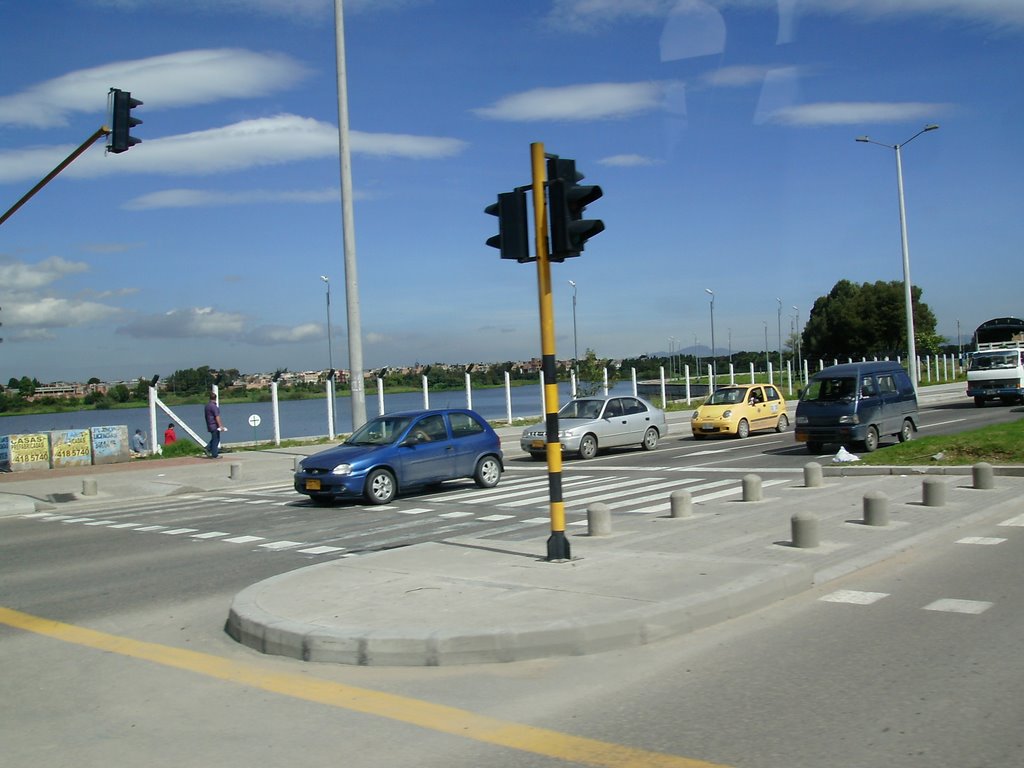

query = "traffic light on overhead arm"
[[485, 189, 532, 262], [546, 156, 603, 262], [108, 88, 143, 153]]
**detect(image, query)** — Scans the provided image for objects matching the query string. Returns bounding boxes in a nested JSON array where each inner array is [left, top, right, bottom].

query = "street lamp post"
[[705, 288, 716, 382], [793, 305, 802, 381], [568, 280, 578, 377], [776, 297, 783, 373], [320, 275, 336, 432], [856, 124, 939, 389]]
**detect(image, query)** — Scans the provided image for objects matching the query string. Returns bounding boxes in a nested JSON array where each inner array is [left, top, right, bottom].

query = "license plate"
[[305, 479, 322, 491], [530, 440, 545, 449], [701, 424, 715, 431]]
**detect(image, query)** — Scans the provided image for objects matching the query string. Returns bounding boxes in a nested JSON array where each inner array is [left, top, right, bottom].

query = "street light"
[[568, 280, 578, 375], [705, 288, 716, 381], [793, 305, 802, 381], [776, 297, 783, 373], [320, 275, 335, 431], [856, 124, 939, 389]]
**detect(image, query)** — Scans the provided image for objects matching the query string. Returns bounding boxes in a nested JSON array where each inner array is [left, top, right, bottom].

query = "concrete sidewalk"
[[4, 436, 1020, 667]]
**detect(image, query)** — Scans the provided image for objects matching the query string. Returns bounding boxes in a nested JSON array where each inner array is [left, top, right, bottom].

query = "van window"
[[894, 369, 914, 394], [877, 374, 897, 395], [801, 377, 856, 402], [860, 377, 877, 398]]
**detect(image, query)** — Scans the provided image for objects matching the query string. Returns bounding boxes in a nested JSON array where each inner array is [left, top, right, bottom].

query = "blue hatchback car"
[[293, 408, 504, 505]]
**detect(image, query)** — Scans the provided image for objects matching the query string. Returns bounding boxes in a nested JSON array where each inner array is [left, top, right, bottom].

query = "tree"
[[575, 349, 617, 396], [802, 279, 937, 362]]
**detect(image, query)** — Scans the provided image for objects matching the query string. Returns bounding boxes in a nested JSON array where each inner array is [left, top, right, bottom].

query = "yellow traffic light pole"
[[530, 142, 570, 561]]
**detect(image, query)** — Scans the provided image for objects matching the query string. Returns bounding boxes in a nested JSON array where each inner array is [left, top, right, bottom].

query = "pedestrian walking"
[[204, 392, 226, 458]]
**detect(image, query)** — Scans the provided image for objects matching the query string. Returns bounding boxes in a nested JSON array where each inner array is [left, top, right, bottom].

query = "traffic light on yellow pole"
[[484, 190, 531, 262], [546, 156, 604, 261]]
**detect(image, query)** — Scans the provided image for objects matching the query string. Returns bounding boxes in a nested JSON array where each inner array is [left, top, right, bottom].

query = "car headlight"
[[559, 429, 578, 439], [691, 411, 699, 420], [722, 410, 732, 419], [838, 415, 859, 425], [331, 463, 352, 476]]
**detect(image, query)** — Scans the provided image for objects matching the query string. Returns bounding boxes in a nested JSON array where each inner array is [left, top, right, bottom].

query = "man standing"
[[204, 391, 226, 458]]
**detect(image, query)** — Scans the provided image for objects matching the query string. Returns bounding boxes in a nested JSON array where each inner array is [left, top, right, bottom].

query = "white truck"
[[966, 318, 1024, 406]]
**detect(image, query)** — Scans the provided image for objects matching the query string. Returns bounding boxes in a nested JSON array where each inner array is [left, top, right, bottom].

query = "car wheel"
[[529, 452, 546, 461], [364, 468, 396, 505], [641, 427, 659, 451], [775, 414, 789, 433], [735, 419, 750, 439], [807, 441, 823, 454], [898, 419, 914, 443], [974, 397, 985, 408], [862, 426, 879, 453], [474, 456, 502, 488], [578, 434, 598, 460], [692, 433, 707, 440]]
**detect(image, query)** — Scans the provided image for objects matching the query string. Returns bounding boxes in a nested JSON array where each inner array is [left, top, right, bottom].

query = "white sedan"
[[520, 395, 668, 460]]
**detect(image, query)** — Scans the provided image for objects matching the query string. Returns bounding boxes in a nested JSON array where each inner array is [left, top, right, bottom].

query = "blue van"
[[794, 361, 918, 453]]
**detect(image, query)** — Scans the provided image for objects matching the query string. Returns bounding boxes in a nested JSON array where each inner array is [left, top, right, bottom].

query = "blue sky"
[[1, 0, 1022, 384]]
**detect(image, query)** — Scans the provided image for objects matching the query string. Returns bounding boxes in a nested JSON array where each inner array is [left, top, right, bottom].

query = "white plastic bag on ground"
[[832, 446, 860, 463]]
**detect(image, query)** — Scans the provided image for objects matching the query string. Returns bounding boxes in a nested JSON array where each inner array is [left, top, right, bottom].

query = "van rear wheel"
[[898, 419, 914, 443]]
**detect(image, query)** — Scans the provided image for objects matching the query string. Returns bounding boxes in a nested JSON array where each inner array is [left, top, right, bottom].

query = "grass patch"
[[858, 417, 1024, 465]]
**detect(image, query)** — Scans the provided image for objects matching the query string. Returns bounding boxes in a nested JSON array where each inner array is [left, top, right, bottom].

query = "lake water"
[[0, 381, 644, 443]]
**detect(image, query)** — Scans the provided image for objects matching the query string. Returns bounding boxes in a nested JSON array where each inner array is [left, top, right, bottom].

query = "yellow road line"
[[0, 605, 730, 768]]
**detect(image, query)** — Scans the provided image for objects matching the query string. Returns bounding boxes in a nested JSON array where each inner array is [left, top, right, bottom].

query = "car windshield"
[[560, 399, 604, 419], [706, 388, 746, 405], [969, 352, 1020, 371], [345, 416, 413, 445], [801, 377, 856, 402]]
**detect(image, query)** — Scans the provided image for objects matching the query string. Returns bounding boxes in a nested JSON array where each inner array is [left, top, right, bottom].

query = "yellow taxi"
[[691, 384, 789, 439]]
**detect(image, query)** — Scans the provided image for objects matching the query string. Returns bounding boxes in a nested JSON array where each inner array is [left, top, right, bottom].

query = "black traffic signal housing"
[[546, 157, 604, 261], [108, 88, 143, 154], [485, 189, 532, 262]]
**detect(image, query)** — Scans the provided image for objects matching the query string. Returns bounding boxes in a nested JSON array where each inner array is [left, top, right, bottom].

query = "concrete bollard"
[[81, 478, 98, 496], [863, 491, 889, 526], [742, 474, 763, 502], [587, 502, 612, 536], [670, 489, 693, 518], [922, 477, 946, 507], [972, 462, 995, 490], [791, 511, 819, 548], [230, 463, 241, 481], [803, 461, 823, 488]]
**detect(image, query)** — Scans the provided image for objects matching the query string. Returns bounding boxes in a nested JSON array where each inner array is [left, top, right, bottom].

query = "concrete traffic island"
[[225, 468, 1024, 667]]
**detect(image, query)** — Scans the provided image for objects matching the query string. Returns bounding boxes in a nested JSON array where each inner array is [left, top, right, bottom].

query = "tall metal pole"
[[532, 143, 569, 562], [776, 297, 783, 373], [569, 280, 578, 377], [856, 124, 938, 391], [793, 305, 802, 381], [334, 0, 366, 430], [705, 288, 716, 381], [320, 275, 336, 432]]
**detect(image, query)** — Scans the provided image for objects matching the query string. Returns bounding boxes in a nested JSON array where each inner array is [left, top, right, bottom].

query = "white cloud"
[[0, 115, 468, 183], [548, 0, 1024, 31], [124, 187, 341, 211], [599, 154, 659, 167], [117, 307, 247, 339], [0, 256, 88, 291], [246, 323, 324, 345], [2, 297, 120, 329], [764, 101, 950, 126], [0, 49, 310, 129], [474, 82, 679, 122], [116, 307, 324, 345]]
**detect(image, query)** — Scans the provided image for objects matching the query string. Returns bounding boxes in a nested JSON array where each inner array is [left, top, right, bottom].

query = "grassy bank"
[[857, 416, 1024, 466]]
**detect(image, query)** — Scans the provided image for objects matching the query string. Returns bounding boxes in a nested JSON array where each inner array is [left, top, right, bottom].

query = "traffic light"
[[485, 189, 532, 262], [108, 88, 143, 153], [546, 156, 604, 261]]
